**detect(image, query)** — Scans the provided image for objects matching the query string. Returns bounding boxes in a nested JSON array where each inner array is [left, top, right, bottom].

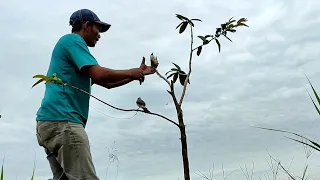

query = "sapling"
[[32, 14, 248, 180]]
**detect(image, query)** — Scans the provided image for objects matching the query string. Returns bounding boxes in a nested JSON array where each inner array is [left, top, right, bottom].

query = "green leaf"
[[176, 14, 188, 21], [286, 136, 320, 152], [179, 74, 187, 85], [166, 68, 179, 76], [179, 22, 188, 34], [178, 74, 190, 85], [221, 23, 227, 30], [165, 70, 173, 76], [180, 22, 188, 33], [256, 127, 320, 152], [215, 39, 221, 52], [203, 40, 210, 45], [197, 36, 206, 42], [306, 75, 320, 106], [173, 73, 178, 83], [0, 164, 3, 180], [179, 70, 186, 75], [30, 156, 36, 180], [188, 20, 194, 27], [190, 18, 202, 22], [166, 72, 176, 79], [236, 22, 249, 27], [229, 20, 236, 24], [224, 35, 232, 42], [215, 28, 222, 35], [237, 18, 247, 24], [33, 74, 47, 79], [227, 24, 235, 29], [305, 74, 320, 115], [172, 62, 181, 71], [306, 88, 320, 116], [1, 157, 4, 180], [197, 46, 202, 56], [32, 78, 45, 88], [175, 22, 183, 29], [227, 29, 236, 33]]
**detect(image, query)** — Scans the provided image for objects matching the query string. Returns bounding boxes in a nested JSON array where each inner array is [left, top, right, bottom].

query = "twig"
[[65, 83, 180, 127], [178, 25, 230, 107], [90, 105, 138, 120], [156, 70, 170, 86], [155, 69, 181, 116], [191, 38, 213, 51], [179, 25, 194, 106], [105, 141, 119, 180]]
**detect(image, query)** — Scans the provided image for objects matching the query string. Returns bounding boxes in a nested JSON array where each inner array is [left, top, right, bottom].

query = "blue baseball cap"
[[69, 9, 111, 33]]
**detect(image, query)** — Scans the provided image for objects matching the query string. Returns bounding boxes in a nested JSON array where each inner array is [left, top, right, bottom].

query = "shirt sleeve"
[[67, 39, 99, 71]]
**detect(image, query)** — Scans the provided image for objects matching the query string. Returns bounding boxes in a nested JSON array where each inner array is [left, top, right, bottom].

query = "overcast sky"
[[1, 0, 320, 179]]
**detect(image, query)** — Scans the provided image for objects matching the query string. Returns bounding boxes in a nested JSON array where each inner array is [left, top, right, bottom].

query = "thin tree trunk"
[[180, 124, 190, 180], [178, 110, 190, 180]]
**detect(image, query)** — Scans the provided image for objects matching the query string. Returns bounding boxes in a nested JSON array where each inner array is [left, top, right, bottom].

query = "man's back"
[[36, 33, 99, 126]]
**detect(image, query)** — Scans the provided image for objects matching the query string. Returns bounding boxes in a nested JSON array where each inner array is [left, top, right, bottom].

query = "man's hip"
[[35, 120, 99, 180]]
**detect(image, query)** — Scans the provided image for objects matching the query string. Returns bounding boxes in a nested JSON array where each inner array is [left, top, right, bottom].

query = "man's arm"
[[97, 78, 134, 89], [83, 65, 134, 84]]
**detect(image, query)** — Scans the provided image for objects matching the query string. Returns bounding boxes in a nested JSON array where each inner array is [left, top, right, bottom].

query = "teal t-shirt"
[[36, 33, 99, 127]]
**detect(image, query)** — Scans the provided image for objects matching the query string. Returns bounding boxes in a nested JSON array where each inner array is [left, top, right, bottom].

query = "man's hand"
[[140, 56, 156, 75], [143, 66, 156, 75], [139, 57, 147, 71], [129, 68, 144, 80], [137, 57, 156, 85]]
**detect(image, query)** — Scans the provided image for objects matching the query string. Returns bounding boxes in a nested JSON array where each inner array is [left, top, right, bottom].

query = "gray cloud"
[[1, 0, 320, 180]]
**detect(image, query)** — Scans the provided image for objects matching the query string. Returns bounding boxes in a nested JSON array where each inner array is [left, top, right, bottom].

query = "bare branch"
[[240, 162, 254, 180], [65, 84, 179, 127], [179, 25, 194, 106], [191, 37, 214, 51], [156, 70, 170, 86]]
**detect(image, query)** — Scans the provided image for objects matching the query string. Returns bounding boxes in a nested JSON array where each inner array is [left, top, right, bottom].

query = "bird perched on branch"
[[136, 97, 150, 113]]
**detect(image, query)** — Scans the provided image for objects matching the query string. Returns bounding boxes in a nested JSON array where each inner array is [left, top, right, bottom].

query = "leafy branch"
[[31, 73, 179, 127], [164, 14, 248, 110]]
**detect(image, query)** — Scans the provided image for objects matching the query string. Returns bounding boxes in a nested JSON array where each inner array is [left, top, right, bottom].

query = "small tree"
[[32, 14, 249, 180]]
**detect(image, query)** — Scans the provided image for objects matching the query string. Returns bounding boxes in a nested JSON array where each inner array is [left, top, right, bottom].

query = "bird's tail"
[[142, 107, 150, 113]]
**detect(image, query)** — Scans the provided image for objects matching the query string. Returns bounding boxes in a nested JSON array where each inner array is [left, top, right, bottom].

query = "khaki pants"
[[36, 121, 99, 180]]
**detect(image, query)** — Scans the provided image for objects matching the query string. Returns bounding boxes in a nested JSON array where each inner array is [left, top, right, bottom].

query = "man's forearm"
[[97, 78, 134, 89], [86, 66, 134, 84], [100, 67, 133, 83]]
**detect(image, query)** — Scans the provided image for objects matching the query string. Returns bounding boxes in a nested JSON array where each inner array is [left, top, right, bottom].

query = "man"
[[35, 9, 155, 180]]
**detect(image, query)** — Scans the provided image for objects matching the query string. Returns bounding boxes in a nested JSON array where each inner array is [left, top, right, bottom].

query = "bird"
[[136, 97, 150, 113], [150, 53, 159, 69]]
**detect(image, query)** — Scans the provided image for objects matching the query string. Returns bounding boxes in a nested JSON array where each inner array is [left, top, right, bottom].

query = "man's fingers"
[[140, 57, 146, 67]]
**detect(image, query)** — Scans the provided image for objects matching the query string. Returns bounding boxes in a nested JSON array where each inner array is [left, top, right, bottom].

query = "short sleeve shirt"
[[36, 33, 99, 126]]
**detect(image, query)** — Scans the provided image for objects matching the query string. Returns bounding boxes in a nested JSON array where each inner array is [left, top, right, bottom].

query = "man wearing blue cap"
[[35, 9, 155, 180]]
